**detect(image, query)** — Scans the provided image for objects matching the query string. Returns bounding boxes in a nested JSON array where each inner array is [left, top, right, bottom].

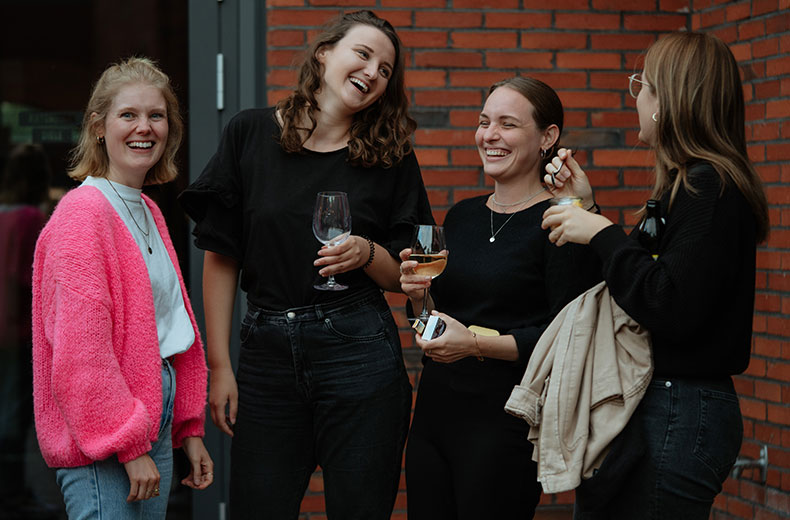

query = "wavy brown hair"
[[276, 10, 415, 169], [644, 32, 769, 242], [69, 57, 183, 185], [488, 76, 563, 172]]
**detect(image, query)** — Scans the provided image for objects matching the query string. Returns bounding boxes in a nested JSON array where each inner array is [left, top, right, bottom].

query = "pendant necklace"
[[106, 178, 153, 254], [489, 187, 546, 243]]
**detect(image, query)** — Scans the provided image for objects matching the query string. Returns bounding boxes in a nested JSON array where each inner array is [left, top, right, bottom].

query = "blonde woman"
[[32, 57, 213, 519]]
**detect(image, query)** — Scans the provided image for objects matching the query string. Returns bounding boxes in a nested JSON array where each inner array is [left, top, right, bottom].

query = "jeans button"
[[665, 380, 672, 388], [286, 311, 296, 319]]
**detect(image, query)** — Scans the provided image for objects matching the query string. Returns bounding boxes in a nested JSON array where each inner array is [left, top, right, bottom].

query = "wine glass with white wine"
[[409, 224, 448, 324], [312, 191, 352, 291]]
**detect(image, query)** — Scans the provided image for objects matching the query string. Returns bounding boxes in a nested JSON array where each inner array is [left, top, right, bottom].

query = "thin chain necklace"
[[492, 189, 545, 207], [489, 187, 546, 243], [106, 178, 153, 254]]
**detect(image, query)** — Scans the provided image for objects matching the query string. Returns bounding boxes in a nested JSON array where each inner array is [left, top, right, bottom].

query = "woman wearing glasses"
[[542, 32, 768, 518]]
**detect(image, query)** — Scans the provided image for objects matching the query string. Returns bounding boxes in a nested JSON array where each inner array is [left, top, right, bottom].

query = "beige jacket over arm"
[[504, 281, 652, 494]]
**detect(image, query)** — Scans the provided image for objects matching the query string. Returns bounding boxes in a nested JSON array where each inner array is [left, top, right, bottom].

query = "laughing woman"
[[179, 10, 432, 520], [32, 57, 213, 519], [399, 77, 601, 520]]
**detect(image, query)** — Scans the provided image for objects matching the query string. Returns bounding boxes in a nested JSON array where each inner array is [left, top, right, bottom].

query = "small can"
[[549, 196, 583, 207]]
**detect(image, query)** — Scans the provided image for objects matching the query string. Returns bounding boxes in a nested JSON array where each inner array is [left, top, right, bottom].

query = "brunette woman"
[[180, 10, 432, 520], [399, 77, 601, 520]]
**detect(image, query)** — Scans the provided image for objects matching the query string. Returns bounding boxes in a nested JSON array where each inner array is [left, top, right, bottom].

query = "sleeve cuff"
[[117, 440, 154, 464], [589, 224, 630, 264], [172, 419, 206, 450]]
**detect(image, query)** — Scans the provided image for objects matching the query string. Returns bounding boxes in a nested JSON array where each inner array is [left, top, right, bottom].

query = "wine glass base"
[[313, 282, 348, 291]]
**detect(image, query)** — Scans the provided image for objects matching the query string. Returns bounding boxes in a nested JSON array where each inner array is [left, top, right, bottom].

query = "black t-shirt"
[[590, 161, 758, 378], [180, 107, 433, 310], [425, 195, 602, 395]]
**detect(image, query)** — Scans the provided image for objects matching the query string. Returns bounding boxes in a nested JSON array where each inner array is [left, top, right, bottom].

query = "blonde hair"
[[69, 57, 183, 185], [644, 32, 769, 242], [276, 10, 415, 169]]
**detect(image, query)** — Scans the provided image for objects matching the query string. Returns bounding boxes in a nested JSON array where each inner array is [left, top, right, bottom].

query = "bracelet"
[[472, 331, 484, 361], [586, 201, 601, 214], [361, 235, 375, 269]]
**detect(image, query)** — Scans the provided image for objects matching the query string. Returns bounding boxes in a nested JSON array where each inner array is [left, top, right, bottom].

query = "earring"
[[651, 112, 658, 122], [540, 148, 548, 159], [96, 136, 105, 144]]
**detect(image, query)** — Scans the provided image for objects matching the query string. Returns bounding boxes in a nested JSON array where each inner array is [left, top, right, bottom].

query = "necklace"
[[489, 187, 546, 243], [492, 190, 545, 207], [106, 178, 153, 254]]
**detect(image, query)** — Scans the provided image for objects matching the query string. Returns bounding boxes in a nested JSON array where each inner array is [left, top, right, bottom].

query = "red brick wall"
[[265, 2, 790, 519]]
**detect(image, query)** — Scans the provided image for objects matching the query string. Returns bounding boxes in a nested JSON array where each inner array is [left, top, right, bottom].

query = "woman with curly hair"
[[180, 10, 432, 519]]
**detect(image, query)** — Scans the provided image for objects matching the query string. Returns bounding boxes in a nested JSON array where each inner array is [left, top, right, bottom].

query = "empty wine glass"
[[409, 225, 448, 324], [312, 191, 352, 291]]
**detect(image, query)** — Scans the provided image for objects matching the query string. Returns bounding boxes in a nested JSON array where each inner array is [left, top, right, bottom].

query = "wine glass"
[[409, 225, 448, 324], [312, 191, 352, 291]]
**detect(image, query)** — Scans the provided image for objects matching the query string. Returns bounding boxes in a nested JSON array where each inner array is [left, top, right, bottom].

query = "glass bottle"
[[638, 199, 663, 260]]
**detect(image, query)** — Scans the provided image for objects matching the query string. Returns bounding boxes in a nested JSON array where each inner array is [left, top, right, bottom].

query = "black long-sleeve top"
[[425, 195, 602, 396], [590, 162, 758, 378]]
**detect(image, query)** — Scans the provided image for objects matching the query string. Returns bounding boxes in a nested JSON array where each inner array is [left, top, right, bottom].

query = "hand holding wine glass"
[[409, 225, 448, 324], [312, 191, 352, 291]]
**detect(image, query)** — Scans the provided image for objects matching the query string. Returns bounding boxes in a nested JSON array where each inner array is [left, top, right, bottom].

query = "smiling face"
[[315, 24, 395, 117], [98, 82, 168, 187], [475, 86, 555, 183]]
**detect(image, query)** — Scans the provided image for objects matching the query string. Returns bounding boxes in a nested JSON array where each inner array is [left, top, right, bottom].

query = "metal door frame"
[[187, 1, 266, 518]]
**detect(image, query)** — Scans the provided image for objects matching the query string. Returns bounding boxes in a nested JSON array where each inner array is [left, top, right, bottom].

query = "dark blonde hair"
[[69, 57, 183, 185], [644, 32, 769, 242], [276, 10, 415, 169], [488, 76, 563, 171]]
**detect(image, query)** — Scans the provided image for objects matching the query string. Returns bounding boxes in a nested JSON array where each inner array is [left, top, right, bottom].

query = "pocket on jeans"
[[323, 306, 388, 342], [239, 310, 258, 344], [693, 389, 743, 481]]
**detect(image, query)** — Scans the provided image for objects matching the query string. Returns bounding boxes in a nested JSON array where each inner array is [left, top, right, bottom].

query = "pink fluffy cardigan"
[[32, 185, 207, 467]]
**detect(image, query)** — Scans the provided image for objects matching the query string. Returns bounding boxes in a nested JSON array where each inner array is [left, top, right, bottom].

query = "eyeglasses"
[[628, 73, 650, 99]]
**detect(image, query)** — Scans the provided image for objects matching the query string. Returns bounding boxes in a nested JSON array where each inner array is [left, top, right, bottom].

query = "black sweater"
[[590, 162, 757, 378]]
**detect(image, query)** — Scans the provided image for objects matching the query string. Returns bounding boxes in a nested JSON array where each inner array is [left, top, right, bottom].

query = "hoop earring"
[[540, 148, 548, 159], [651, 112, 658, 122], [96, 136, 105, 144]]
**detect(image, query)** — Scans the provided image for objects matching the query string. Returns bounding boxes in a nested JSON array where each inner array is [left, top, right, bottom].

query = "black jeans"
[[229, 288, 411, 520], [406, 363, 542, 520], [579, 376, 743, 520]]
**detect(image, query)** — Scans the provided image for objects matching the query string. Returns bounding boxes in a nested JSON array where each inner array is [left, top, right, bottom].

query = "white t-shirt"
[[83, 176, 194, 358]]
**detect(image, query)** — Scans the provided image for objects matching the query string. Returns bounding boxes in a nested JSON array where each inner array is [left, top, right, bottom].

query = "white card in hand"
[[422, 315, 440, 341]]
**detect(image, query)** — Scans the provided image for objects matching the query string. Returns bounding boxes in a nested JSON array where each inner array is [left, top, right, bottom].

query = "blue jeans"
[[577, 376, 743, 520], [229, 288, 412, 520], [56, 359, 176, 520]]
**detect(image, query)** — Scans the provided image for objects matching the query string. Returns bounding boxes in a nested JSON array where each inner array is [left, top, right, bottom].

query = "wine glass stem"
[[326, 275, 337, 287], [419, 287, 430, 322]]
